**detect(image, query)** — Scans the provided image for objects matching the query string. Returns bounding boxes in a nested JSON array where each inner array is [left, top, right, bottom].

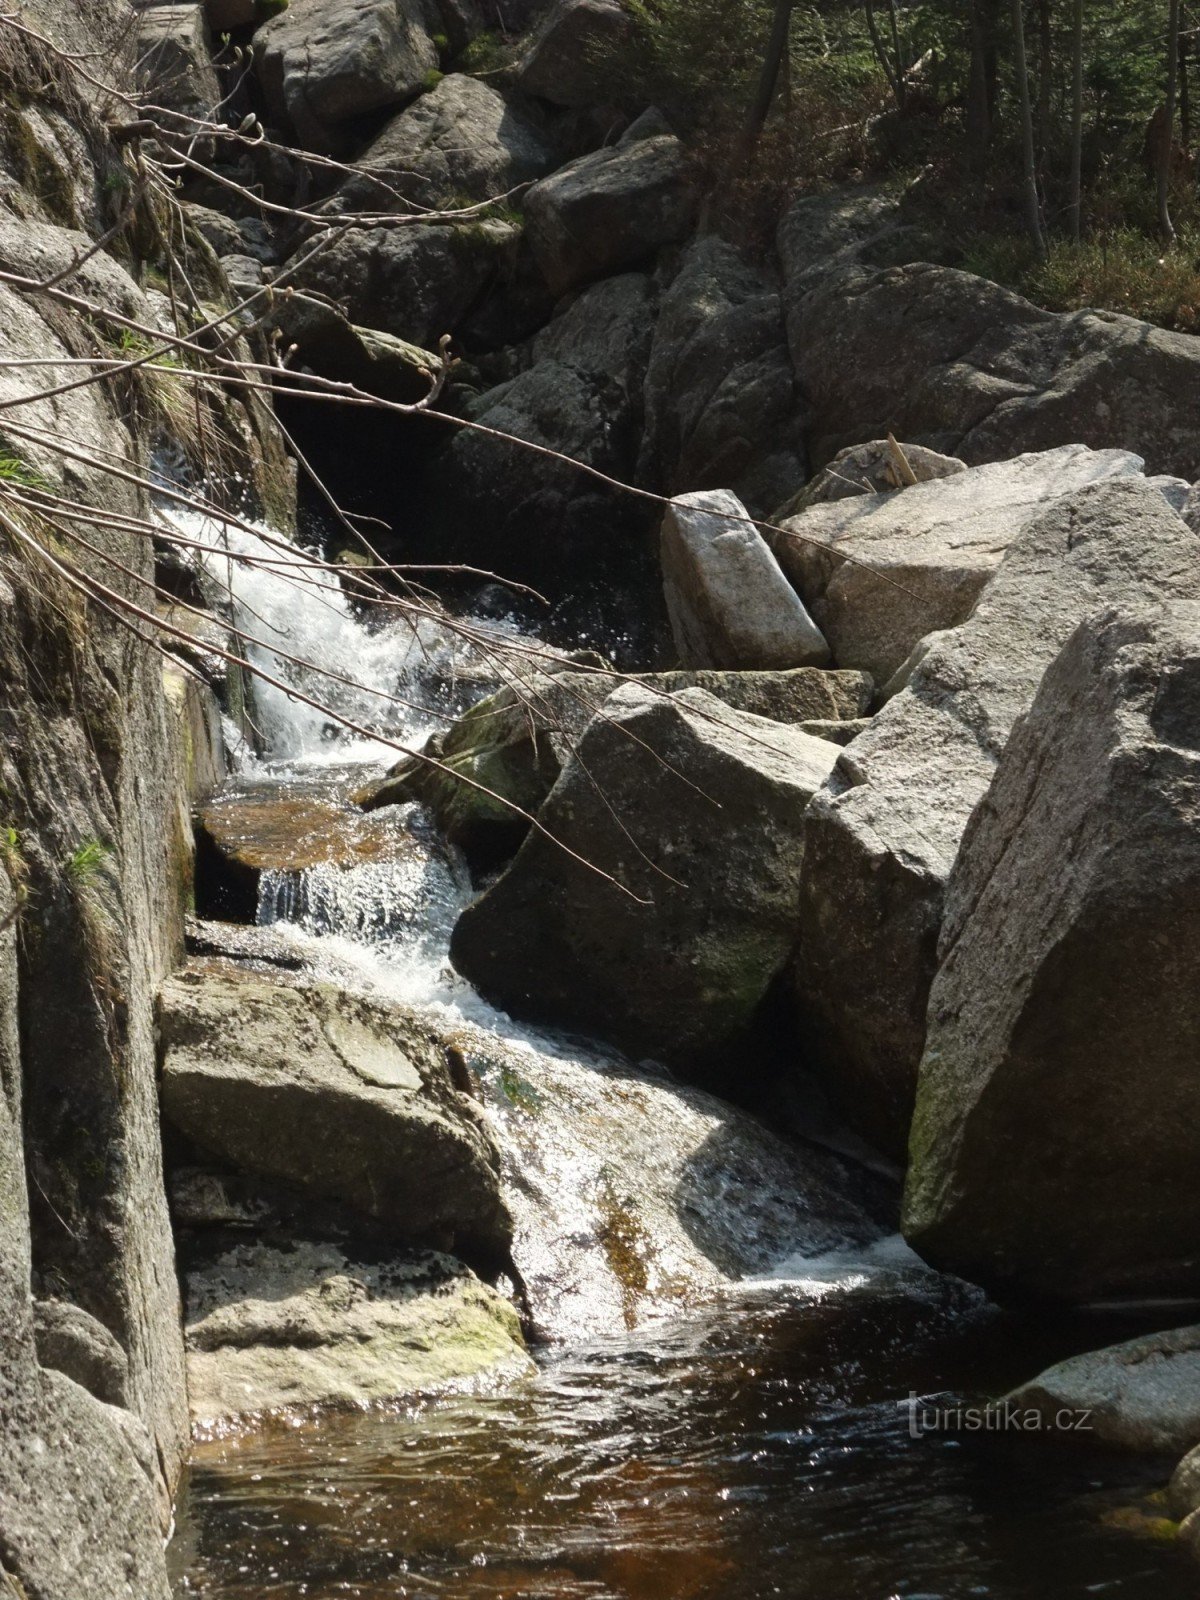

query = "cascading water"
[[169, 506, 1194, 1600]]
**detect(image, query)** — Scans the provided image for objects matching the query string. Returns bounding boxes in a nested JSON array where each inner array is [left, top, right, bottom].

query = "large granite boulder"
[[523, 134, 698, 295], [255, 0, 439, 151], [1002, 1327, 1200, 1454], [792, 259, 1200, 480], [159, 962, 513, 1270], [430, 272, 656, 589], [903, 602, 1200, 1302], [770, 445, 1147, 684], [662, 489, 829, 670], [451, 683, 839, 1072], [184, 1241, 531, 1433], [517, 0, 633, 106], [792, 478, 1200, 1160], [279, 216, 519, 347], [638, 236, 803, 514], [358, 662, 873, 863], [334, 73, 558, 212]]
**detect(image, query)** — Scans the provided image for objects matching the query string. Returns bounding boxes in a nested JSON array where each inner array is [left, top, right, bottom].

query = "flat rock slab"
[[1003, 1326, 1200, 1455], [451, 683, 839, 1071], [792, 478, 1200, 1159], [185, 1242, 531, 1436], [158, 962, 512, 1268], [904, 602, 1200, 1302], [772, 445, 1146, 683]]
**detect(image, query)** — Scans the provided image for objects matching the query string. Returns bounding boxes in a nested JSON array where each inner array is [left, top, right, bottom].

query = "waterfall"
[[170, 499, 892, 1340]]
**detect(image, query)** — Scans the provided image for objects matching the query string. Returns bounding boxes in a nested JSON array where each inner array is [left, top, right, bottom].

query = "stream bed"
[[167, 508, 1196, 1599]]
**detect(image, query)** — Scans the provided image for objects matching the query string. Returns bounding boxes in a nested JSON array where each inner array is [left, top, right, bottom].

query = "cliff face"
[[0, 6, 253, 1594]]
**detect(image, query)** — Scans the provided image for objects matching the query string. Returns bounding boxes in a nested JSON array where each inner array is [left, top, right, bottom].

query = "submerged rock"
[[451, 683, 839, 1073], [792, 478, 1200, 1159], [771, 445, 1147, 683], [1002, 1327, 1200, 1454], [662, 489, 830, 670], [358, 663, 872, 864], [904, 602, 1200, 1302], [159, 962, 513, 1270], [184, 1242, 531, 1435], [523, 134, 698, 295], [255, 0, 438, 151]]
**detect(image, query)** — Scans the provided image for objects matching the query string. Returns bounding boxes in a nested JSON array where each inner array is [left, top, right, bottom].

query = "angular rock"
[[517, 0, 633, 107], [184, 1241, 532, 1433], [776, 438, 966, 515], [1002, 1327, 1200, 1454], [771, 445, 1146, 684], [793, 479, 1200, 1160], [431, 272, 656, 589], [793, 260, 1200, 480], [359, 663, 873, 863], [158, 962, 513, 1269], [335, 74, 557, 212], [523, 134, 698, 296], [135, 4, 221, 128], [903, 601, 1200, 1301], [662, 489, 829, 671], [451, 683, 840, 1070], [255, 0, 438, 151], [638, 236, 803, 514], [279, 216, 519, 346], [261, 287, 440, 401]]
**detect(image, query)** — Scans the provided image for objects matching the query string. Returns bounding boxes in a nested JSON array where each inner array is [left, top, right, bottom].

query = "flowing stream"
[[166, 509, 1194, 1599]]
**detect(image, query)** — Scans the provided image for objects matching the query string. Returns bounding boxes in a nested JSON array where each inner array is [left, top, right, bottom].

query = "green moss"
[[596, 1178, 650, 1329], [499, 1063, 543, 1115], [421, 68, 445, 92]]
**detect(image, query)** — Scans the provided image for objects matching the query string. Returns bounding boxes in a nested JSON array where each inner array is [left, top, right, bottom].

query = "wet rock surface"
[[159, 961, 514, 1268], [184, 1241, 532, 1435]]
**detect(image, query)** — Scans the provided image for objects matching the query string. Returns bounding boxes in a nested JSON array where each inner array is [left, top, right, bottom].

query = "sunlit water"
[[168, 507, 1194, 1598]]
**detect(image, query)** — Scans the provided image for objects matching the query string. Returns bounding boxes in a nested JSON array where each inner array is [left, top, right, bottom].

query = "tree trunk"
[[1181, 24, 1191, 149], [728, 0, 795, 169], [865, 0, 904, 107], [1159, 0, 1181, 241], [1011, 0, 1047, 257], [1036, 0, 1053, 158], [1067, 0, 1083, 240], [967, 0, 999, 155]]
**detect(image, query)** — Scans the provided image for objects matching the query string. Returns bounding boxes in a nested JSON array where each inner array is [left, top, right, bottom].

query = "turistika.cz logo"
[[902, 1393, 1094, 1439]]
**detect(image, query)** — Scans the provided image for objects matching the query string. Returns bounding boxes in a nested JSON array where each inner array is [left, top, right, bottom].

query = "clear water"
[[167, 506, 1194, 1599]]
